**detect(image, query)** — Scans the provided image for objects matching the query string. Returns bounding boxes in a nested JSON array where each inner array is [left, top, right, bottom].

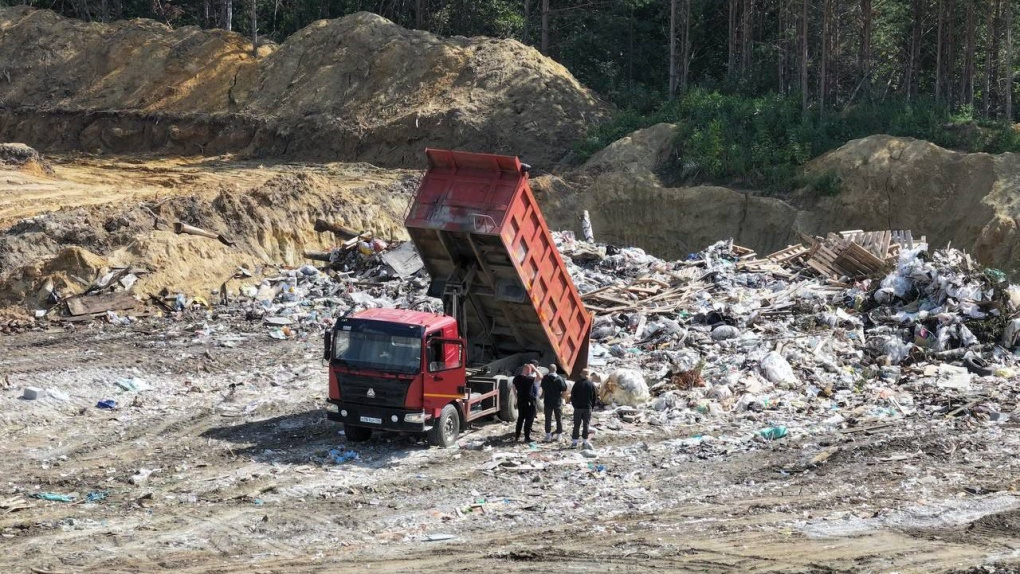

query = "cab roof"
[[350, 308, 455, 329]]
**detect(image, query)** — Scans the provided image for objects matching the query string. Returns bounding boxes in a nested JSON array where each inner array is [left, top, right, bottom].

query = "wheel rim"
[[443, 414, 456, 442]]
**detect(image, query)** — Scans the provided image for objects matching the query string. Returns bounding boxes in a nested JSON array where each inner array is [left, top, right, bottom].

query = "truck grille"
[[339, 374, 411, 408]]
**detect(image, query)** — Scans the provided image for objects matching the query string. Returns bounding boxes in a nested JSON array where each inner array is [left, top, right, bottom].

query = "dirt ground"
[[1, 320, 1018, 574]]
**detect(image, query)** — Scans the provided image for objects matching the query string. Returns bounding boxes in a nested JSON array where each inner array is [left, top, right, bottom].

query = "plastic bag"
[[760, 352, 798, 385], [599, 369, 649, 406]]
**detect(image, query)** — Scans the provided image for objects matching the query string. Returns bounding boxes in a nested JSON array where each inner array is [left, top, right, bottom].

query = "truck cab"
[[325, 149, 591, 447]]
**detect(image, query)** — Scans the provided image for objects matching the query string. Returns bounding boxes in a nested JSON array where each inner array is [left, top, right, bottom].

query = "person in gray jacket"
[[570, 368, 596, 449]]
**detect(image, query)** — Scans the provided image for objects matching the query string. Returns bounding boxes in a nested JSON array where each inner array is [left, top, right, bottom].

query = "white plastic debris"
[[600, 369, 649, 406], [760, 352, 798, 385]]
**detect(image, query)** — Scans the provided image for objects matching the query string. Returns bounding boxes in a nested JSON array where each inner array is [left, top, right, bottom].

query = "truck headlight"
[[404, 412, 426, 424], [327, 404, 340, 413]]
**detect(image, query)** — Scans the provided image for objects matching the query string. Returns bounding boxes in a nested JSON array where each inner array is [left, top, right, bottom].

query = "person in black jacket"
[[512, 362, 540, 442], [540, 364, 568, 441], [570, 369, 597, 449]]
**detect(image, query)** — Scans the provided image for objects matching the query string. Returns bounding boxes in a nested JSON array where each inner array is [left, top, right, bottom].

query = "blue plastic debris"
[[327, 449, 359, 464], [86, 491, 108, 502], [757, 426, 788, 440], [31, 492, 75, 502], [96, 399, 117, 409]]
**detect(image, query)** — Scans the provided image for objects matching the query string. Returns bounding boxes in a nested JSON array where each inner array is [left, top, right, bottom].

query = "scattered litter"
[[327, 449, 359, 464], [129, 468, 157, 485], [31, 492, 76, 503], [86, 491, 109, 502], [46, 388, 70, 402], [116, 377, 151, 392]]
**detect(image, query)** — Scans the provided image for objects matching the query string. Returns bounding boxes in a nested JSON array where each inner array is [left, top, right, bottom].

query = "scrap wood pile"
[[556, 229, 1020, 448], [576, 230, 924, 318], [736, 229, 927, 283]]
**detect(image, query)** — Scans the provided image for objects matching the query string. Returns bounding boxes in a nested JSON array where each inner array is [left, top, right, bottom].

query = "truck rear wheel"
[[428, 404, 461, 448], [344, 424, 372, 442], [498, 378, 517, 422]]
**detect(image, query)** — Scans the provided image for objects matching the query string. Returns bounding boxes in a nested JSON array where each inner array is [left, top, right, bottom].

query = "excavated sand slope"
[[0, 159, 416, 313], [541, 128, 1020, 274], [0, 7, 606, 167]]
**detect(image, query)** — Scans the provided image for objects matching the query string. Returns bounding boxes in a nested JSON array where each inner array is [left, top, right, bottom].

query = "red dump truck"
[[324, 149, 592, 446]]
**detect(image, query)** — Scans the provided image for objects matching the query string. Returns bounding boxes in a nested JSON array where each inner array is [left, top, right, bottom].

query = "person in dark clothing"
[[540, 364, 568, 441], [570, 369, 597, 449], [512, 363, 540, 442]]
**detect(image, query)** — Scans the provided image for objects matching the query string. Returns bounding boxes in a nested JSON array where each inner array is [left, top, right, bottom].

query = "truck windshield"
[[333, 329, 422, 374]]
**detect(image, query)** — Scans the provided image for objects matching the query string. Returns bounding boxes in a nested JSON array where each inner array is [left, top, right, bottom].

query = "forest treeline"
[[10, 0, 1020, 188]]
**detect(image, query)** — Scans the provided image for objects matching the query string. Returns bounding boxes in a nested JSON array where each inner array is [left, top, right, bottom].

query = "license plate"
[[359, 416, 382, 425]]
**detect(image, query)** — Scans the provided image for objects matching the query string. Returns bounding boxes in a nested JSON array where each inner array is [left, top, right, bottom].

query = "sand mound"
[[248, 12, 606, 165], [0, 8, 607, 166], [0, 142, 52, 174], [798, 135, 1020, 272], [0, 7, 258, 114], [580, 123, 679, 181]]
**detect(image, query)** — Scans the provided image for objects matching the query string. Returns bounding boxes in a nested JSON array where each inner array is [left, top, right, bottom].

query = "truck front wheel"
[[428, 404, 460, 448], [344, 424, 372, 442], [498, 378, 517, 422]]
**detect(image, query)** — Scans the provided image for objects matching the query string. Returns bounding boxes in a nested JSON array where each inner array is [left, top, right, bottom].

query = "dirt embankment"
[[543, 128, 1020, 273], [0, 159, 416, 311], [0, 7, 607, 167], [537, 123, 801, 258]]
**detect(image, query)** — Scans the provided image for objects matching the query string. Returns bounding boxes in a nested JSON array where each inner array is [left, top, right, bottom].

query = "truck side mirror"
[[323, 330, 332, 361]]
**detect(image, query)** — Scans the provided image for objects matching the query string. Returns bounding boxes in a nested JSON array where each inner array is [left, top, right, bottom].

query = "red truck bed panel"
[[405, 149, 591, 378]]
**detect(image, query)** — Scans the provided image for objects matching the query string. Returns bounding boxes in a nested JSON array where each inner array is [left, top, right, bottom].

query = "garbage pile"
[[555, 230, 1020, 444], [215, 240, 438, 341], [11, 221, 1019, 445]]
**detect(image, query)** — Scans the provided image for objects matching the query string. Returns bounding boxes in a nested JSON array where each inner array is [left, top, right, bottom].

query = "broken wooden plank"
[[65, 292, 138, 316]]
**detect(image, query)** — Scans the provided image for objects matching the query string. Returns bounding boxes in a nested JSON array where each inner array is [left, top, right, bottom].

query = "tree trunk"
[[627, 7, 634, 84], [741, 0, 753, 75], [860, 0, 871, 94], [669, 0, 678, 98], [204, 0, 210, 27], [801, 0, 809, 116], [947, 0, 956, 106], [417, 0, 424, 28], [541, 0, 549, 54], [681, 0, 691, 93], [819, 0, 830, 115], [728, 0, 738, 78], [831, 0, 839, 103], [522, 0, 530, 43], [250, 0, 257, 57], [987, 0, 1001, 117], [964, 0, 975, 107], [1007, 0, 1013, 121], [778, 0, 785, 94], [224, 0, 233, 31], [936, 0, 944, 101], [907, 0, 921, 97]]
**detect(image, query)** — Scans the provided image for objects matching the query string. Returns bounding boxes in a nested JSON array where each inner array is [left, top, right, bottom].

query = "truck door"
[[423, 332, 466, 416]]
